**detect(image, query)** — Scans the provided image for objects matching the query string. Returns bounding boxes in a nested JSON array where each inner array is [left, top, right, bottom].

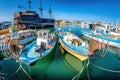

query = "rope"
[[72, 59, 89, 80], [12, 62, 32, 80], [86, 59, 90, 80], [90, 62, 120, 73], [29, 65, 31, 77], [72, 65, 85, 80], [100, 44, 108, 57], [0, 62, 32, 80]]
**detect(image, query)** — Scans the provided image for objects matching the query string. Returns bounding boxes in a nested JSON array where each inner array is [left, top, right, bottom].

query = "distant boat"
[[81, 26, 120, 49], [0, 21, 11, 30], [81, 25, 120, 59]]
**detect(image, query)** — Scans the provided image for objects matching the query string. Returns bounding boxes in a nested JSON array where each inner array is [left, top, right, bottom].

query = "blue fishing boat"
[[19, 30, 57, 65]]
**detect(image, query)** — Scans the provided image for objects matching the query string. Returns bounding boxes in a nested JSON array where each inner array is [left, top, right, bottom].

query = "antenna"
[[40, 0, 43, 18], [116, 19, 119, 25], [28, 0, 32, 11], [49, 4, 52, 19]]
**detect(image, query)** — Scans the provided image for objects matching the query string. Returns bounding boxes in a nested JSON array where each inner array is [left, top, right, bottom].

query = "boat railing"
[[83, 30, 120, 43]]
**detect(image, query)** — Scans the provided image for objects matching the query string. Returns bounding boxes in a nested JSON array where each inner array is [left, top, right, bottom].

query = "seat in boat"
[[35, 42, 46, 53]]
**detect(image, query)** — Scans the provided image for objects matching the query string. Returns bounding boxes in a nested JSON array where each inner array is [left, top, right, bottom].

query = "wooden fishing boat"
[[0, 29, 36, 59], [59, 32, 89, 78], [59, 32, 108, 79]]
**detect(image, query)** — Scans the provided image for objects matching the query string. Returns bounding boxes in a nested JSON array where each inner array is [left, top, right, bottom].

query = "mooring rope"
[[13, 33, 32, 80], [100, 44, 108, 58], [0, 62, 32, 80], [86, 59, 90, 80], [72, 59, 90, 80], [28, 65, 31, 77], [90, 62, 120, 73]]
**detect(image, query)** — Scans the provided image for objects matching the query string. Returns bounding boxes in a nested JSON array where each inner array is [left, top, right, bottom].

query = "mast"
[[40, 0, 43, 18], [116, 19, 119, 32], [28, 0, 32, 11], [49, 4, 52, 19]]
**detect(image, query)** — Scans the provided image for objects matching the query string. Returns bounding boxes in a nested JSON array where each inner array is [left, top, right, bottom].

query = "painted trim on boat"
[[59, 38, 88, 61]]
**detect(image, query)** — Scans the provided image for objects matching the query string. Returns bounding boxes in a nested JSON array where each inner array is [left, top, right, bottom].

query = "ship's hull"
[[59, 38, 88, 79]]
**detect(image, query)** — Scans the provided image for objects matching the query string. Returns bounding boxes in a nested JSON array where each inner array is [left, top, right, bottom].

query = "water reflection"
[[0, 24, 120, 80]]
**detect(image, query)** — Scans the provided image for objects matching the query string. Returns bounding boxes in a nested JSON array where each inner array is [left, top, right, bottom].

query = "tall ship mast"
[[14, 0, 55, 29]]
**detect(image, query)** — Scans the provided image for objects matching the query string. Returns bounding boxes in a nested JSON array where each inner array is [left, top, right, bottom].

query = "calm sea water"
[[0, 24, 120, 80]]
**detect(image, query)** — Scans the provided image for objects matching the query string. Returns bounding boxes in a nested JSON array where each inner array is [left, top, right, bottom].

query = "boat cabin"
[[37, 30, 56, 50]]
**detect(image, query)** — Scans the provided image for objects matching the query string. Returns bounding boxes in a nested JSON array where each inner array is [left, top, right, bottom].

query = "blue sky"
[[0, 0, 120, 24]]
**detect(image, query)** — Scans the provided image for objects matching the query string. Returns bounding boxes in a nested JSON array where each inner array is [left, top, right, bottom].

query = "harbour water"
[[0, 24, 120, 80]]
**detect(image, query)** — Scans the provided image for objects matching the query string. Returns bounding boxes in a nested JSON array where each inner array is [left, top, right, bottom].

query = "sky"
[[0, 0, 120, 24]]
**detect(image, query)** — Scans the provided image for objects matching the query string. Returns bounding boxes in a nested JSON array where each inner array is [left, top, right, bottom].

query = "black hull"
[[28, 24, 54, 29]]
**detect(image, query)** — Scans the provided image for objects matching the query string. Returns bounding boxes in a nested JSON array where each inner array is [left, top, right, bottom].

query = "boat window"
[[99, 29, 104, 34], [43, 33, 47, 38], [96, 30, 99, 33], [39, 33, 42, 36]]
